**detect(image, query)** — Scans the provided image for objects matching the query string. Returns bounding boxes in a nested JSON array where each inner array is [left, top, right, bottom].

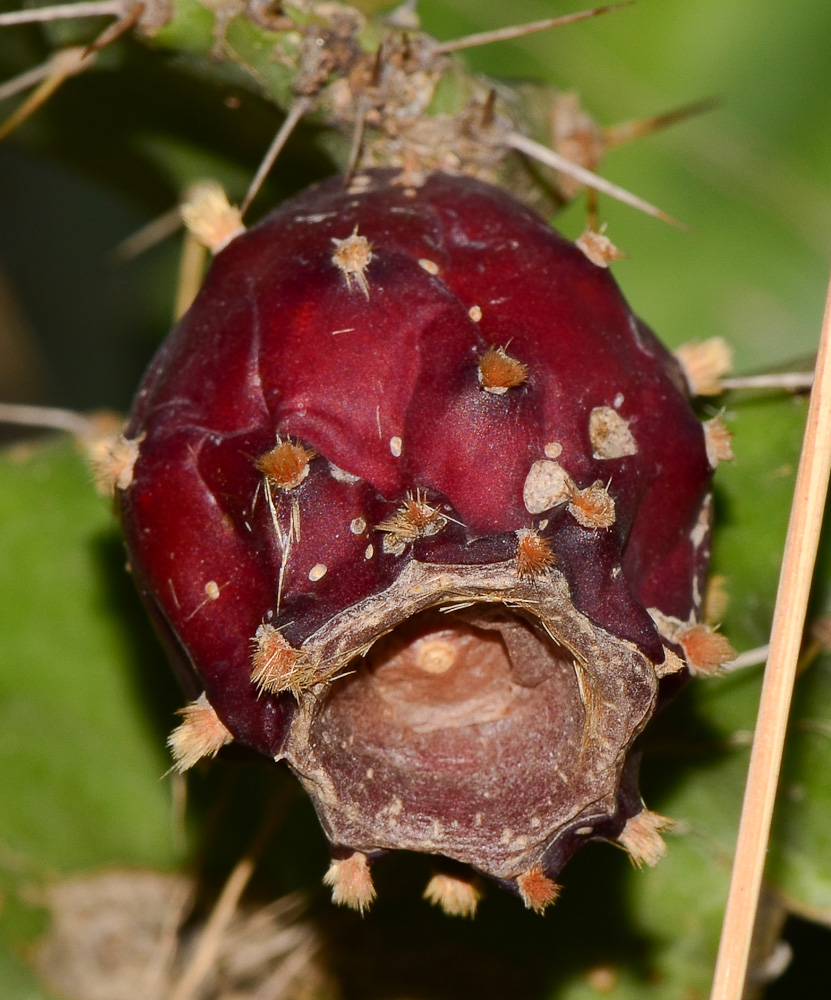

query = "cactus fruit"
[[116, 166, 733, 914]]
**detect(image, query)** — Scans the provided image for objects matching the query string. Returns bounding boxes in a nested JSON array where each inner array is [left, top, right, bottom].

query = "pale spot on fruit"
[[350, 516, 367, 534], [309, 563, 327, 582], [328, 462, 360, 484], [389, 435, 402, 456], [544, 441, 562, 459], [589, 406, 638, 459], [204, 580, 220, 601], [416, 639, 456, 674], [364, 543, 374, 559], [418, 258, 439, 275], [523, 460, 572, 514], [468, 304, 482, 322]]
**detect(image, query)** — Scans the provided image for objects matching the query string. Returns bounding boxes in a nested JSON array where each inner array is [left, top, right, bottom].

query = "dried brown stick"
[[0, 1, 121, 27], [710, 268, 831, 1000], [168, 801, 283, 1000], [506, 130, 684, 227], [240, 96, 315, 217], [432, 3, 631, 55]]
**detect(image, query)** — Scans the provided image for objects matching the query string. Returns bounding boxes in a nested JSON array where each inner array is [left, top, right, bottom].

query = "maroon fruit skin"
[[120, 169, 714, 897]]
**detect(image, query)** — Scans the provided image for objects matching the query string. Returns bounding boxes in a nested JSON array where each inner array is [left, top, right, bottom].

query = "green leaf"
[[712, 391, 807, 652], [0, 438, 184, 980], [768, 654, 831, 921]]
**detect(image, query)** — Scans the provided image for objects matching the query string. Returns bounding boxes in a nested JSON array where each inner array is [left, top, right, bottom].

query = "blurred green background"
[[1, 2, 831, 998], [1, 0, 830, 412]]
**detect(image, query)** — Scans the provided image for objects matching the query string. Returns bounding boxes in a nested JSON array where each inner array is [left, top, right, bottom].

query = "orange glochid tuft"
[[516, 867, 561, 913], [477, 346, 529, 394], [677, 623, 736, 676], [376, 490, 447, 553], [250, 623, 310, 696], [515, 528, 556, 578], [255, 439, 316, 491], [568, 481, 616, 529]]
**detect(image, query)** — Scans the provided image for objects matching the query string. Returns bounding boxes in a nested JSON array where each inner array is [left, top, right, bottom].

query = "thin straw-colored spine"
[[710, 268, 831, 1000]]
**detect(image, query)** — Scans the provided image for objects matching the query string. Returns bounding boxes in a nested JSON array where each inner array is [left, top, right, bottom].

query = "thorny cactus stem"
[[0, 0, 700, 222]]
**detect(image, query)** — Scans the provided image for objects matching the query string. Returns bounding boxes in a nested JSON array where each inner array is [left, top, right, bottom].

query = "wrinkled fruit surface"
[[120, 169, 718, 911]]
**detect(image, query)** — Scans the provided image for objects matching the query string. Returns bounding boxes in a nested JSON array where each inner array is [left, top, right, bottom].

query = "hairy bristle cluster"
[[331, 226, 373, 299], [323, 853, 376, 914], [516, 868, 561, 913], [703, 416, 734, 467], [674, 337, 733, 396], [167, 693, 233, 772], [588, 406, 638, 459], [423, 873, 482, 918], [575, 229, 626, 269], [250, 624, 310, 695], [568, 481, 616, 529], [618, 809, 674, 868], [89, 431, 143, 497], [376, 491, 447, 554], [677, 623, 735, 676], [477, 346, 529, 394], [180, 181, 245, 253], [515, 528, 555, 578], [255, 440, 316, 490]]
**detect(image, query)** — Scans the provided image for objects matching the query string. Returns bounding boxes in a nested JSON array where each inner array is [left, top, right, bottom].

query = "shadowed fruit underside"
[[117, 169, 730, 913]]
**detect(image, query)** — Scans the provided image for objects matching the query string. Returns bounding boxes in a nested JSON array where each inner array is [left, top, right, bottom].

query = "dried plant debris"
[[32, 869, 332, 1000]]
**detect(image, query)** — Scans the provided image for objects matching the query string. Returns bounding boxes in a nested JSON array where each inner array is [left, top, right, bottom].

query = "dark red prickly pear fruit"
[[117, 168, 731, 914]]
